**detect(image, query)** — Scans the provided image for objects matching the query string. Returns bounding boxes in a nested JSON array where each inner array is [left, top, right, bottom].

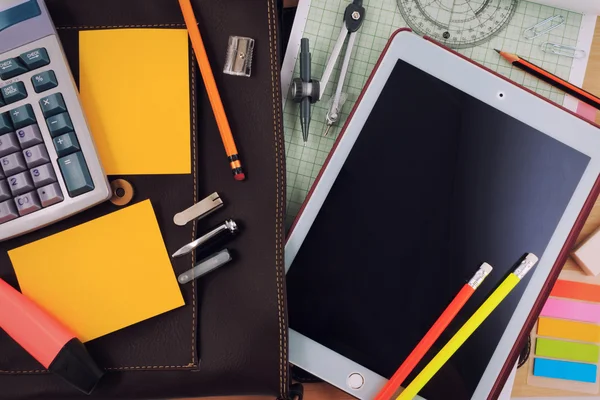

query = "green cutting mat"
[[283, 0, 584, 228]]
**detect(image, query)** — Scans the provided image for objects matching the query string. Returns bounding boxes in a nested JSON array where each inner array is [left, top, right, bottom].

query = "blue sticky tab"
[[0, 0, 41, 32], [534, 358, 598, 383]]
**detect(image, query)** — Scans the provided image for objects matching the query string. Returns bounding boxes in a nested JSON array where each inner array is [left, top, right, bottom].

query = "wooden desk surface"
[[185, 17, 600, 400]]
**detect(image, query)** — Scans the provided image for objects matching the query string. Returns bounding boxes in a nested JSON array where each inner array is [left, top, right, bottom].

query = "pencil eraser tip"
[[234, 173, 246, 181], [525, 253, 539, 264], [480, 262, 493, 275]]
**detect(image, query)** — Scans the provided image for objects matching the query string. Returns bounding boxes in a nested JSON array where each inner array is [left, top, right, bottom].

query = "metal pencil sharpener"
[[223, 36, 255, 77]]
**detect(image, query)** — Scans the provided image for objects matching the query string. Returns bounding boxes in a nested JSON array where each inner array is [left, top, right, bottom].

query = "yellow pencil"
[[397, 253, 539, 400]]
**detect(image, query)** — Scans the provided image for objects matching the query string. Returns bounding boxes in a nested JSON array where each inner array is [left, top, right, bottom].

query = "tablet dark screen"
[[286, 59, 591, 399]]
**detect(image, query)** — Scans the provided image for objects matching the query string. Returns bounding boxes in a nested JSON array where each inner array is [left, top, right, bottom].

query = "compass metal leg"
[[320, 27, 349, 100], [324, 31, 357, 136]]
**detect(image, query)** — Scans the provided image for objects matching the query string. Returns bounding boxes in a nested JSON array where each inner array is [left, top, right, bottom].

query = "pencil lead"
[[494, 49, 501, 54]]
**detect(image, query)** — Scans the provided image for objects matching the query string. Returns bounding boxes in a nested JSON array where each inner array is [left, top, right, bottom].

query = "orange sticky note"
[[8, 200, 184, 342], [538, 317, 600, 343]]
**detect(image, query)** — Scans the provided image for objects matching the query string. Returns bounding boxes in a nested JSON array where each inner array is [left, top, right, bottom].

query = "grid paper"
[[283, 0, 584, 228]]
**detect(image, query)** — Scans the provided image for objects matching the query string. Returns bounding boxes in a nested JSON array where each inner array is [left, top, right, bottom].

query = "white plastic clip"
[[524, 15, 565, 40], [540, 42, 586, 59]]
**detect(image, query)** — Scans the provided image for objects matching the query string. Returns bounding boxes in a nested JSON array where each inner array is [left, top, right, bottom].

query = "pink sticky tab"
[[541, 298, 600, 324], [576, 101, 597, 123]]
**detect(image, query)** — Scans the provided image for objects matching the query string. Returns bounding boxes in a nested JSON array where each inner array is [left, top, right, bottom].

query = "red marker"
[[0, 278, 103, 394]]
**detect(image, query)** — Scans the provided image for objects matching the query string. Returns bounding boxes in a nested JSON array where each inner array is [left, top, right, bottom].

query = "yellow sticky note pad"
[[80, 29, 191, 175], [8, 200, 184, 342]]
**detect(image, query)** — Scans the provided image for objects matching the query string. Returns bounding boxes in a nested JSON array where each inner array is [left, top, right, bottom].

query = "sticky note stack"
[[528, 279, 600, 394]]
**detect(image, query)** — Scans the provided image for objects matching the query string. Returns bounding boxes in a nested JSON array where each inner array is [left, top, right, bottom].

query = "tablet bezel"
[[284, 29, 600, 399]]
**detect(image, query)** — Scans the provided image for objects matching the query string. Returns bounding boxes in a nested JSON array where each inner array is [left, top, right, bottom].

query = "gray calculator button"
[[0, 199, 18, 224], [38, 182, 63, 208], [1, 152, 26, 176], [14, 191, 41, 216], [30, 163, 57, 188], [22, 144, 50, 168], [58, 152, 94, 197], [7, 171, 34, 196], [15, 125, 43, 148], [0, 132, 20, 157], [0, 180, 10, 201]]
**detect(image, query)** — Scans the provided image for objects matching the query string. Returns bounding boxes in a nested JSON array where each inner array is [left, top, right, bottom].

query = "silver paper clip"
[[178, 249, 233, 284], [523, 15, 565, 40], [174, 192, 224, 226], [540, 42, 586, 59]]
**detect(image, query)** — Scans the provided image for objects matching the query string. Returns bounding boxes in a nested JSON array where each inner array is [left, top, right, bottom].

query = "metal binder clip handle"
[[178, 249, 233, 284], [174, 192, 224, 226], [523, 15, 565, 40], [172, 219, 238, 258]]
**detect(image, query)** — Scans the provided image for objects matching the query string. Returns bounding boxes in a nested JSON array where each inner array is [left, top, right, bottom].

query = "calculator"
[[0, 0, 111, 242]]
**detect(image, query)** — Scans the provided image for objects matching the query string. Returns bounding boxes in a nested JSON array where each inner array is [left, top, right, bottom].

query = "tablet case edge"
[[287, 28, 600, 400]]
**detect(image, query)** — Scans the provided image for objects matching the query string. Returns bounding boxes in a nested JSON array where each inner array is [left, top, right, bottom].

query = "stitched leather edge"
[[267, 0, 288, 397], [54, 24, 185, 29], [190, 48, 199, 368], [0, 23, 197, 374]]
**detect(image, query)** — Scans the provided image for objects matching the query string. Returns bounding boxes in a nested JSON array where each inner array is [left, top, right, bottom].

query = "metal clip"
[[540, 42, 587, 59], [178, 249, 233, 284], [523, 15, 565, 40], [174, 192, 223, 226], [172, 219, 238, 258], [223, 36, 255, 77]]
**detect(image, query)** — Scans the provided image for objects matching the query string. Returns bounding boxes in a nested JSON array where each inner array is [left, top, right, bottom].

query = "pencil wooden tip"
[[494, 49, 501, 54]]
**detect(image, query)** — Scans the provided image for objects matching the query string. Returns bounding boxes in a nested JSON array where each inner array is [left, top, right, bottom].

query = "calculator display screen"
[[286, 59, 590, 400]]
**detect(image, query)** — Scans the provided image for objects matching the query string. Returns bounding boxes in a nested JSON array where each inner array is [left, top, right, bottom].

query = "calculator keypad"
[[0, 47, 95, 224]]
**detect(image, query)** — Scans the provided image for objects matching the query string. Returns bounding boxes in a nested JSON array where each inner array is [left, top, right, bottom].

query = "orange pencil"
[[179, 0, 245, 181], [374, 263, 493, 400], [496, 49, 600, 110]]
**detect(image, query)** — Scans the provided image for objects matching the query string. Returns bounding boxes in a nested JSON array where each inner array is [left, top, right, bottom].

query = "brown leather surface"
[[0, 0, 288, 398]]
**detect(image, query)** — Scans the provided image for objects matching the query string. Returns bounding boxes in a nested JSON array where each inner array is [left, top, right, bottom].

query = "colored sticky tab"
[[533, 358, 597, 383], [538, 317, 600, 343], [8, 200, 184, 342], [79, 29, 190, 175], [541, 298, 600, 324], [551, 280, 600, 303], [535, 337, 599, 363]]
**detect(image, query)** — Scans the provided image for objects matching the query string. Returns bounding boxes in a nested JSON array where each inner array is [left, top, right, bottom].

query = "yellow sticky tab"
[[79, 29, 191, 175], [8, 200, 184, 342]]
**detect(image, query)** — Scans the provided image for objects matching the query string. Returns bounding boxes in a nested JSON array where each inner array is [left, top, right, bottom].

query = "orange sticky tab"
[[550, 280, 600, 303], [538, 317, 600, 343]]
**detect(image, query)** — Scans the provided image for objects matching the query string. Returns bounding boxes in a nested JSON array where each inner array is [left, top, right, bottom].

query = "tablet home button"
[[347, 372, 365, 390]]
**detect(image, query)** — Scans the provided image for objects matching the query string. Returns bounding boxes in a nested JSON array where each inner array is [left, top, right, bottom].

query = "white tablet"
[[284, 30, 600, 400]]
